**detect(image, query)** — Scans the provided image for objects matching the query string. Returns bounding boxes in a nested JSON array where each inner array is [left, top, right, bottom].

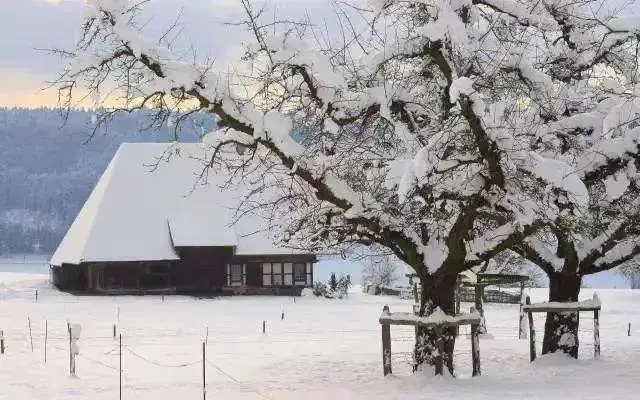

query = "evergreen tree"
[[329, 273, 338, 292]]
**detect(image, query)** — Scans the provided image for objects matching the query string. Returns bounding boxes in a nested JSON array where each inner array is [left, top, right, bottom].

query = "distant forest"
[[0, 107, 215, 256]]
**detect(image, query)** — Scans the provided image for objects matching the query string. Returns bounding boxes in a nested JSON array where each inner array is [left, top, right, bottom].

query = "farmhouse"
[[50, 143, 316, 296]]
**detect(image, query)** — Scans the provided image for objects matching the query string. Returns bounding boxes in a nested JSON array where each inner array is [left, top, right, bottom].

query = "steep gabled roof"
[[51, 142, 306, 266]]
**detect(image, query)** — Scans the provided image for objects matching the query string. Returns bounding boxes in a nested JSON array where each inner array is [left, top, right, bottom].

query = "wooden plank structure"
[[379, 305, 482, 377], [409, 271, 529, 338], [459, 273, 529, 337], [522, 293, 601, 361]]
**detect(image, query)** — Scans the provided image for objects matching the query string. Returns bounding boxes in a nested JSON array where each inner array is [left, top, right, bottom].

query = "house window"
[[294, 263, 306, 283], [262, 263, 273, 286], [272, 273, 283, 286], [230, 264, 243, 285], [262, 262, 306, 287], [283, 263, 293, 286], [272, 263, 282, 274]]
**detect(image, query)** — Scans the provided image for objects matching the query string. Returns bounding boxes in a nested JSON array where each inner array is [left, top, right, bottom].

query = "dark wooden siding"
[[173, 246, 234, 292], [50, 264, 88, 291]]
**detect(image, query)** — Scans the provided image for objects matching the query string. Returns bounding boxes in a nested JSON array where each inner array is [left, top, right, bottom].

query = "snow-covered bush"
[[300, 287, 314, 297], [312, 282, 327, 297]]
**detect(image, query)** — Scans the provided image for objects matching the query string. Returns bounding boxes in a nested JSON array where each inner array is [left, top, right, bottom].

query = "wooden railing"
[[379, 305, 482, 377], [522, 293, 601, 361]]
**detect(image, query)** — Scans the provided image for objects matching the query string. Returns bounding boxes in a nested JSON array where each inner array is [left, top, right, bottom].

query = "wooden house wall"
[[172, 247, 233, 293], [50, 249, 316, 295], [50, 264, 88, 291]]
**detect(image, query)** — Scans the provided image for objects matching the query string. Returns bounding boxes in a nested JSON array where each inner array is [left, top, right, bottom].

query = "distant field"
[[0, 270, 639, 399], [0, 256, 49, 274]]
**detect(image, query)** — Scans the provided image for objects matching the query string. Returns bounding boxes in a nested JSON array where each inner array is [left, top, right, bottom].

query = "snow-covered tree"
[[56, 0, 640, 371], [618, 261, 640, 289], [360, 248, 401, 288]]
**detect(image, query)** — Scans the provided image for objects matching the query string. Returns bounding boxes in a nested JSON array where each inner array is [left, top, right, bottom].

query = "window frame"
[[229, 264, 244, 287], [293, 263, 306, 283]]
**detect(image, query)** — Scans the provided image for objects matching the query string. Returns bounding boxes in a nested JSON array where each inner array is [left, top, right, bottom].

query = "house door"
[[245, 263, 262, 287]]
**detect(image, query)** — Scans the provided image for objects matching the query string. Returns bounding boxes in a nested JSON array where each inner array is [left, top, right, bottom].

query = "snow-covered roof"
[[51, 143, 308, 266]]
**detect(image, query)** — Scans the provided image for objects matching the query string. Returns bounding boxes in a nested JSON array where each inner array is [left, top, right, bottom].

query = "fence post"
[[119, 334, 122, 400], [35, 289, 38, 302], [381, 305, 392, 376], [28, 317, 33, 352], [67, 322, 72, 375], [202, 341, 206, 400], [434, 325, 444, 376], [454, 283, 461, 315], [519, 283, 527, 339], [113, 324, 116, 340], [44, 320, 48, 364], [0, 330, 4, 354], [526, 296, 536, 362], [474, 285, 487, 334], [629, 322, 632, 337], [470, 307, 481, 377], [594, 309, 601, 359]]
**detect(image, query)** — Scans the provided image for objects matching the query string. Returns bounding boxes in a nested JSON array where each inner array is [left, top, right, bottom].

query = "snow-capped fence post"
[[470, 307, 481, 377], [262, 320, 266, 334], [68, 323, 80, 376], [0, 330, 4, 354], [593, 294, 600, 359], [519, 287, 527, 340], [629, 322, 631, 336], [35, 289, 38, 302], [113, 324, 116, 340], [526, 296, 536, 362], [28, 317, 33, 352], [381, 305, 392, 376]]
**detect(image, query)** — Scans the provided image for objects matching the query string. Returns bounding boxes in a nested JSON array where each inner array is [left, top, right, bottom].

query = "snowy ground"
[[1, 271, 639, 399]]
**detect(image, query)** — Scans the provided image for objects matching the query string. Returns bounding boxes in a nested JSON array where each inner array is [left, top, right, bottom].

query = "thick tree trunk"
[[413, 272, 458, 375], [542, 272, 582, 358]]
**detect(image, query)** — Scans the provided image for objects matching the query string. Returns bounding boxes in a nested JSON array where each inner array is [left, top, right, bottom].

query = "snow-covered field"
[[1, 271, 639, 399]]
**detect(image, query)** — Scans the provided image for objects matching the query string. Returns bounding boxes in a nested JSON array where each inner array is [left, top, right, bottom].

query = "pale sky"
[[0, 0, 334, 108], [2, 0, 640, 108]]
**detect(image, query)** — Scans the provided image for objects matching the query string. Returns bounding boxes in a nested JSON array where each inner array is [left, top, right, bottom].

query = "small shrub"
[[312, 281, 327, 297]]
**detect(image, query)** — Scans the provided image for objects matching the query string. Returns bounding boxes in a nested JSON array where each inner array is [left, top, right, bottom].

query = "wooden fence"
[[522, 293, 601, 361], [379, 305, 482, 377]]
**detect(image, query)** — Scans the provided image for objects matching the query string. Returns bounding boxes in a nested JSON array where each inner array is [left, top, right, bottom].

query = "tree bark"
[[413, 272, 458, 375], [542, 272, 582, 358]]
